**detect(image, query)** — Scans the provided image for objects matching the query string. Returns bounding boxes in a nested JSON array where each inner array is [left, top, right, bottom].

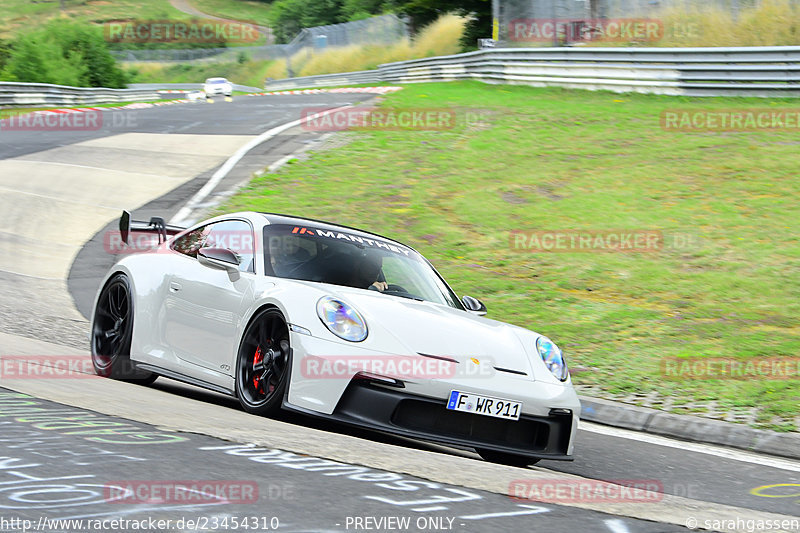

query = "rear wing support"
[[119, 210, 185, 245]]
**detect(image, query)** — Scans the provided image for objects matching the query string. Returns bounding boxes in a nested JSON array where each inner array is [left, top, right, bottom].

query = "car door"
[[163, 219, 257, 379]]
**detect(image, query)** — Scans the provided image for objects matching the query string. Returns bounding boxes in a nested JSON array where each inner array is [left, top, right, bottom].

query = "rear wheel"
[[477, 448, 540, 467], [91, 273, 157, 384], [235, 308, 291, 416]]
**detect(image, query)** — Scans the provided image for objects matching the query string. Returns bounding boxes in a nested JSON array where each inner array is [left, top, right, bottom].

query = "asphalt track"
[[0, 94, 798, 533]]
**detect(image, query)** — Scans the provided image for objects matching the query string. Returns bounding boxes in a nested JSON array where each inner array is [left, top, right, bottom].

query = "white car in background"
[[203, 77, 233, 98], [91, 211, 581, 467]]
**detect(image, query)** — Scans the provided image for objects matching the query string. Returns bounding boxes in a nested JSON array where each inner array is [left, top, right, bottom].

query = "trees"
[[387, 0, 491, 49], [269, 0, 347, 43], [0, 20, 128, 87], [267, 0, 490, 49]]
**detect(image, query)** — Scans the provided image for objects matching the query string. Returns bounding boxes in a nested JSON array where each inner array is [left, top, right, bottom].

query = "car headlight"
[[536, 336, 568, 381], [316, 297, 368, 342]]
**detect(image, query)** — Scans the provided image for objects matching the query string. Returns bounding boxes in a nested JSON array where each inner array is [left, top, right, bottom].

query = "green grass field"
[[0, 0, 270, 39], [221, 81, 800, 431], [190, 0, 272, 27], [0, 0, 189, 38]]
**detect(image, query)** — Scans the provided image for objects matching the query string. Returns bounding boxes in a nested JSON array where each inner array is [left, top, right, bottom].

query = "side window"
[[172, 220, 255, 273], [171, 225, 210, 258], [202, 220, 255, 273]]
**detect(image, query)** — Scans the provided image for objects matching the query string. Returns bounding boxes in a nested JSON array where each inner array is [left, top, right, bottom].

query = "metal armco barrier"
[[0, 82, 161, 108], [264, 46, 800, 97], [128, 82, 263, 93], [264, 70, 383, 90]]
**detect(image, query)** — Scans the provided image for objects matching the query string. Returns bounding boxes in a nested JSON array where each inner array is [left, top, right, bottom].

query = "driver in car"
[[269, 235, 311, 276], [354, 251, 387, 291]]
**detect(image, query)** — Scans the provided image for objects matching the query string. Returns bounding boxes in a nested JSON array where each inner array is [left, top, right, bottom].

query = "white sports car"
[[91, 211, 580, 465], [202, 77, 233, 98]]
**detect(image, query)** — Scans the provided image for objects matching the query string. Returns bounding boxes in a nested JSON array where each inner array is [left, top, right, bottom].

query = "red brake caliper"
[[253, 346, 264, 394]]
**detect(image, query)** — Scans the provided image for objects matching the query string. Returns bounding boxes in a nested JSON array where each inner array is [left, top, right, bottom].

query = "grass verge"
[[220, 81, 800, 431]]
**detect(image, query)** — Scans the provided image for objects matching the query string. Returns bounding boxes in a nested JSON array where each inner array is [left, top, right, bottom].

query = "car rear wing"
[[119, 210, 185, 245]]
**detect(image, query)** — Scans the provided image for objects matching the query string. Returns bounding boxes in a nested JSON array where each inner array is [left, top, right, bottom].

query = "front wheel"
[[91, 273, 157, 384], [235, 308, 291, 416], [477, 448, 540, 467]]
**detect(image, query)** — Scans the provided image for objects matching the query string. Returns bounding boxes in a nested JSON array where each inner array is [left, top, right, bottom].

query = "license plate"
[[446, 390, 521, 421]]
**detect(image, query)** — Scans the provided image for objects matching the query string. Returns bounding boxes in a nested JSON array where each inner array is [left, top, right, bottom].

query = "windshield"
[[263, 224, 462, 309], [206, 78, 227, 84]]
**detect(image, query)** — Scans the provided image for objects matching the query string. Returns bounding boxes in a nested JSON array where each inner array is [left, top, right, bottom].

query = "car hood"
[[325, 285, 537, 376]]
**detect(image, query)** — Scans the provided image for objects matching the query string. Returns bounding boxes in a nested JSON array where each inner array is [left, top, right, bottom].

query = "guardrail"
[[264, 70, 382, 90], [264, 46, 800, 97], [128, 83, 263, 93], [0, 82, 161, 108], [111, 45, 291, 63]]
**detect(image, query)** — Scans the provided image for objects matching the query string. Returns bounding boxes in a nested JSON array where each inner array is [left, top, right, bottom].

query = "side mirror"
[[461, 295, 487, 316], [198, 247, 240, 272]]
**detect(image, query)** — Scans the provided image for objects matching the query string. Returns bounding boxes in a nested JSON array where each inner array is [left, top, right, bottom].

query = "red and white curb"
[[151, 99, 190, 106], [249, 86, 403, 96], [0, 99, 190, 123]]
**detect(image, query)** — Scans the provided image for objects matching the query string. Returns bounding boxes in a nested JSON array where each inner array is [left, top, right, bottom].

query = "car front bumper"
[[285, 332, 580, 460], [331, 380, 576, 460]]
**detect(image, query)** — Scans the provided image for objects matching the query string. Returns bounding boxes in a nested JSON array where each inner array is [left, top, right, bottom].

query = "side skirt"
[[135, 363, 236, 396]]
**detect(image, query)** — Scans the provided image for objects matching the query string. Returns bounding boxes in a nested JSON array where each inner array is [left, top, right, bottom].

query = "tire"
[[91, 273, 157, 384], [235, 308, 291, 416], [477, 448, 541, 467]]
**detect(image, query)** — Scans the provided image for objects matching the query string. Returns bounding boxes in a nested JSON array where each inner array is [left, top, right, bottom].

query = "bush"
[[655, 0, 800, 46], [125, 58, 278, 88], [274, 14, 466, 78], [0, 39, 11, 73], [269, 0, 345, 43], [0, 19, 128, 87]]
